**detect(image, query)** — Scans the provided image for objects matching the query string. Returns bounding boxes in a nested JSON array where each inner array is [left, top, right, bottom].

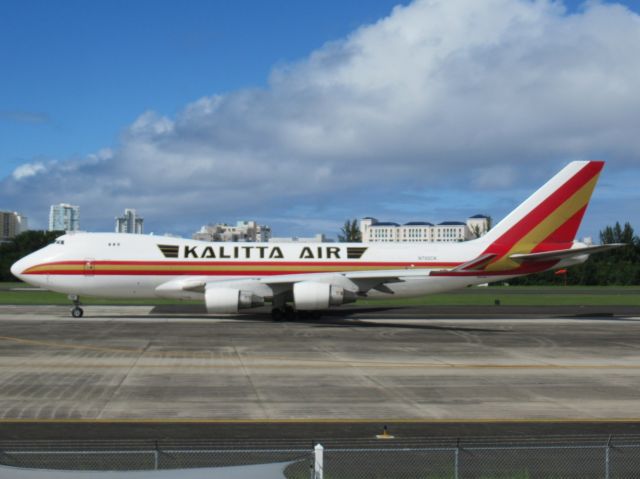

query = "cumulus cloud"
[[12, 162, 47, 180], [2, 0, 640, 235]]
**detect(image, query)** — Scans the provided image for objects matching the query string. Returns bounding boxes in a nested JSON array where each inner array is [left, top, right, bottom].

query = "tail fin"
[[479, 160, 604, 271]]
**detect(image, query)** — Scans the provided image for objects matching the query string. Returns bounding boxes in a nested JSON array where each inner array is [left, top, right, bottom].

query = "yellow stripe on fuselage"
[[25, 263, 441, 274]]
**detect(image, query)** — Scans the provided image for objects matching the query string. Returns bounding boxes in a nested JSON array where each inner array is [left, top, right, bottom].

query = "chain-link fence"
[[2, 436, 640, 478]]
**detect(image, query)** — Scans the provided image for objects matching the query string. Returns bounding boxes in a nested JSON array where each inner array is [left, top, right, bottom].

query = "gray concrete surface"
[[0, 462, 291, 479], [0, 305, 640, 421]]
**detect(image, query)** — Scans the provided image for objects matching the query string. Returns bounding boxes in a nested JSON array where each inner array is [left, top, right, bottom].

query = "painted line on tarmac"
[[1, 418, 640, 424], [0, 335, 146, 355], [2, 334, 640, 370], [2, 362, 640, 370]]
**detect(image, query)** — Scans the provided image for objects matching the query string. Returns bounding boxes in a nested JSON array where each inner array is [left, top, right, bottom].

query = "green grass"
[[357, 285, 640, 307], [0, 282, 199, 306], [2, 282, 640, 307]]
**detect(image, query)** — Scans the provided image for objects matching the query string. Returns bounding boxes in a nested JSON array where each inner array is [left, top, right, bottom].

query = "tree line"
[[1, 222, 638, 285], [0, 230, 63, 281], [510, 222, 640, 286]]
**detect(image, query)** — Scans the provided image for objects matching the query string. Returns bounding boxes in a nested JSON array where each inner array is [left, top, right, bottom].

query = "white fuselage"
[[10, 161, 606, 313], [11, 232, 515, 301]]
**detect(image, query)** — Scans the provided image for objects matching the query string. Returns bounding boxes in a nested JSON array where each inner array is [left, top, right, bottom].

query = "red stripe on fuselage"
[[26, 260, 459, 268], [23, 260, 462, 276]]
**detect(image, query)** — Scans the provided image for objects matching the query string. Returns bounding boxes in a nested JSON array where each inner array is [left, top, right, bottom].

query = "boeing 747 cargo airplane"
[[11, 161, 622, 320]]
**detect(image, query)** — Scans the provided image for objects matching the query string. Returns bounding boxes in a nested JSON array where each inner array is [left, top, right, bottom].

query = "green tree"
[[0, 230, 64, 281], [471, 216, 493, 239], [338, 219, 361, 242], [512, 221, 640, 286]]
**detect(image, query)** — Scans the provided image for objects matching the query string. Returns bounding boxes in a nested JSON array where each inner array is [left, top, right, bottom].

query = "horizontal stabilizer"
[[451, 253, 498, 272], [510, 244, 626, 262]]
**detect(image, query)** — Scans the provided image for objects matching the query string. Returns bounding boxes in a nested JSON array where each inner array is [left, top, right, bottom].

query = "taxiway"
[[0, 305, 639, 425]]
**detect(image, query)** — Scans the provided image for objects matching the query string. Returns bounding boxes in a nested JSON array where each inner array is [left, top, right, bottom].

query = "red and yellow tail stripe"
[[482, 161, 603, 272]]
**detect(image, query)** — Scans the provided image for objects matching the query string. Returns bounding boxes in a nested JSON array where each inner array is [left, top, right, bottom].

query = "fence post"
[[454, 438, 460, 479], [605, 435, 612, 479], [154, 441, 159, 470], [314, 443, 324, 479]]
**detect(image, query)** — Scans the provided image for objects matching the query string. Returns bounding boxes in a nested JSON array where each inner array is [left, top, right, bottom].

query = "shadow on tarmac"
[[298, 317, 504, 333], [103, 306, 505, 333]]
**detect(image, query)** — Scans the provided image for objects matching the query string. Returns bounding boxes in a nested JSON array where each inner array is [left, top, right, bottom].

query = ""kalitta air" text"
[[183, 245, 342, 260]]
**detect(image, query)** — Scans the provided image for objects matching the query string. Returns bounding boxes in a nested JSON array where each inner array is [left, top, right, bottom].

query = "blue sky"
[[1, 0, 640, 239], [1, 0, 409, 171]]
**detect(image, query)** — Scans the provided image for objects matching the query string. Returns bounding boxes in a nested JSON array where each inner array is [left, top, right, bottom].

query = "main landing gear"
[[271, 305, 294, 322], [68, 294, 84, 318], [270, 306, 321, 321]]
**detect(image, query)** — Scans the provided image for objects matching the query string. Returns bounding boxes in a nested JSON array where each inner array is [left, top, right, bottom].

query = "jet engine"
[[293, 281, 357, 310], [205, 287, 264, 314]]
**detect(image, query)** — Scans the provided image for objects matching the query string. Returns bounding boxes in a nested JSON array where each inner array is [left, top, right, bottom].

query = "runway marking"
[[2, 362, 640, 370], [1, 418, 640, 424], [2, 334, 640, 370], [0, 335, 146, 355]]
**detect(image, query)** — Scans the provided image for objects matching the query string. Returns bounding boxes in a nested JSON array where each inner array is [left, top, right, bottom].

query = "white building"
[[0, 211, 28, 242], [360, 215, 490, 243], [115, 209, 144, 234], [269, 234, 330, 243], [467, 214, 491, 238], [49, 203, 79, 232], [192, 220, 271, 242]]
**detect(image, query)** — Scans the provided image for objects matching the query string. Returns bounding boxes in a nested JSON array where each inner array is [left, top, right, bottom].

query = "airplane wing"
[[155, 268, 437, 314], [509, 243, 626, 262], [261, 269, 433, 295], [157, 269, 432, 297], [262, 269, 431, 284]]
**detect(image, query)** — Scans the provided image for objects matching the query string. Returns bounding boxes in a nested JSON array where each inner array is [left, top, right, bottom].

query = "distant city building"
[[269, 234, 331, 243], [0, 211, 28, 242], [192, 220, 271, 242], [49, 203, 80, 232], [360, 215, 490, 243], [115, 208, 144, 234]]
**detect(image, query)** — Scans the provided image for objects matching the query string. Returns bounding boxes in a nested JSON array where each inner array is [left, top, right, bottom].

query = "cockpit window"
[[54, 240, 65, 245]]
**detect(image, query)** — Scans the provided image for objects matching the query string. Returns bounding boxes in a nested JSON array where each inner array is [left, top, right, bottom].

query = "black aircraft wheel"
[[298, 310, 322, 320], [284, 305, 297, 321], [71, 307, 84, 318], [271, 308, 284, 322]]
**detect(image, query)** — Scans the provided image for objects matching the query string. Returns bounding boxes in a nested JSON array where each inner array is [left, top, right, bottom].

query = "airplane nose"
[[11, 258, 25, 280]]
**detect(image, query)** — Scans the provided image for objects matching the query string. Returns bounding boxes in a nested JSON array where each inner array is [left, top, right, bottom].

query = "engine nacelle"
[[293, 281, 357, 310], [205, 287, 264, 314]]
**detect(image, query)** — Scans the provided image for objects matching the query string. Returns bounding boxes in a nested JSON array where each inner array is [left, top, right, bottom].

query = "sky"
[[1, 0, 639, 240]]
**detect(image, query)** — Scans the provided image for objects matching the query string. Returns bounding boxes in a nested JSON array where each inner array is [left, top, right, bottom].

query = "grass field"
[[2, 282, 639, 307]]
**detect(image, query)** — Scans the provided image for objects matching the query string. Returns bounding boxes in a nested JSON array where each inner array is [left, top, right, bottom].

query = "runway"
[[1, 305, 640, 427]]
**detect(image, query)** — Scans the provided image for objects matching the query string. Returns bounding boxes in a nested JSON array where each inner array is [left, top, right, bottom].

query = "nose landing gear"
[[68, 294, 84, 318]]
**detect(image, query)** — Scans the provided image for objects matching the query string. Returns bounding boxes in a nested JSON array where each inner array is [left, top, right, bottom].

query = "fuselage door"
[[84, 258, 96, 276]]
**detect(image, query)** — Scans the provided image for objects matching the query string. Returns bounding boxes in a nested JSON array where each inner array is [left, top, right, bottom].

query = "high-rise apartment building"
[[115, 209, 144, 234], [49, 203, 80, 232], [0, 211, 28, 242]]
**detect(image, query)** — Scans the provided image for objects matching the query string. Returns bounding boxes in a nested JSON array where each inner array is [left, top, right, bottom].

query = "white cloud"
[[12, 162, 46, 180], [2, 0, 640, 235]]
